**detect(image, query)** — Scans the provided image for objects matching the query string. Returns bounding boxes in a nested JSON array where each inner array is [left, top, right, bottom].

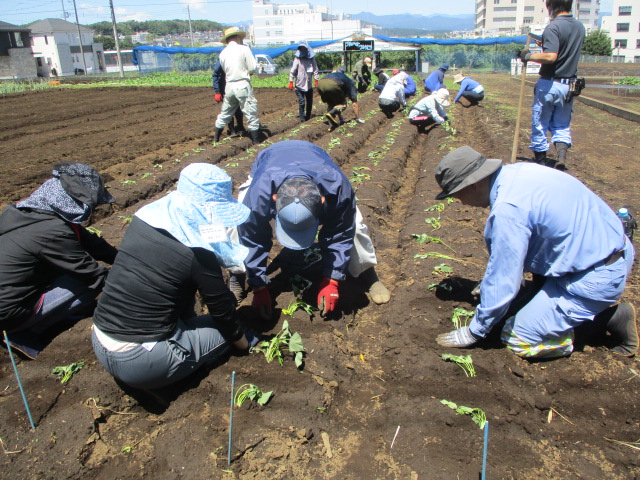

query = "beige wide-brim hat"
[[222, 27, 246, 43], [364, 57, 372, 65], [453, 73, 465, 84]]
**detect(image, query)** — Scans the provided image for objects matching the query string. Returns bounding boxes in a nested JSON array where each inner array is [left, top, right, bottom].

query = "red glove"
[[214, 93, 222, 102], [314, 79, 319, 88], [288, 81, 294, 90], [317, 278, 339, 315], [252, 286, 272, 320]]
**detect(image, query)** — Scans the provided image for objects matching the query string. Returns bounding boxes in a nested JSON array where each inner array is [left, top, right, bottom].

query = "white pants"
[[215, 80, 260, 131], [229, 176, 377, 277]]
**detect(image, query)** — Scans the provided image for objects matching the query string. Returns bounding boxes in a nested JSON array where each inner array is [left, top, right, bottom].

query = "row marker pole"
[[3, 331, 36, 430], [227, 370, 236, 466]]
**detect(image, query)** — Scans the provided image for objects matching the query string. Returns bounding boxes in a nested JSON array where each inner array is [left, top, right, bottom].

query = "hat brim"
[[275, 215, 319, 250], [223, 30, 246, 43], [435, 158, 502, 200]]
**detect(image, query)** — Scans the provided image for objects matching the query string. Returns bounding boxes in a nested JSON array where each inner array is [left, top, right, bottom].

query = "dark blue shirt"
[[424, 69, 445, 92]]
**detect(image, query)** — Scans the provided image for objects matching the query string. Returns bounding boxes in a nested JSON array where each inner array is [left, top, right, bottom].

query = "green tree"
[[582, 29, 612, 56], [95, 35, 115, 50]]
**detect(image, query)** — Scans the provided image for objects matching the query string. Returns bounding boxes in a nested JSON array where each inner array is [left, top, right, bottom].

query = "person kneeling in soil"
[[408, 88, 451, 133], [378, 71, 408, 119], [316, 68, 364, 130], [227, 140, 390, 319], [92, 164, 253, 390], [373, 67, 390, 92], [0, 163, 118, 359], [434, 146, 638, 359], [452, 73, 484, 105]]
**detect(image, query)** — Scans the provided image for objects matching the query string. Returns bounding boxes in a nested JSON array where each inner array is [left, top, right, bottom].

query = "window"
[[615, 39, 627, 48], [44, 35, 48, 45], [619, 5, 632, 15], [265, 20, 270, 25], [275, 30, 283, 35], [266, 31, 270, 36], [617, 23, 629, 32], [636, 39, 640, 48], [634, 56, 640, 63], [36, 57, 43, 66], [494, 0, 499, 4]]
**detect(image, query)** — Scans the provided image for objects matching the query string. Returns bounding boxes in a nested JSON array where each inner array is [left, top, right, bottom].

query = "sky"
[[5, 0, 613, 27], [6, 0, 477, 27]]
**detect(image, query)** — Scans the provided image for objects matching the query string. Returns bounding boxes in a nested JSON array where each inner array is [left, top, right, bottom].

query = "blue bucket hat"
[[135, 163, 250, 267], [275, 177, 322, 250], [440, 64, 449, 71]]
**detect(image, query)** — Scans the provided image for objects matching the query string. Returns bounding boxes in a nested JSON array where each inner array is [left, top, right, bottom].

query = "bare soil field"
[[1, 74, 639, 479]]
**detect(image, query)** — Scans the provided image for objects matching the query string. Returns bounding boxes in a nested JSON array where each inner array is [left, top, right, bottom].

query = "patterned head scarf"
[[16, 163, 114, 224]]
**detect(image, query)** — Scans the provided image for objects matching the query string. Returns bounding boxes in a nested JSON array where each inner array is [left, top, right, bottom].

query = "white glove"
[[436, 326, 480, 348]]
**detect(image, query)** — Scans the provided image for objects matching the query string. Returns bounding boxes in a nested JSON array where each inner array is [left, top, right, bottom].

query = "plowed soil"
[[1, 75, 639, 480]]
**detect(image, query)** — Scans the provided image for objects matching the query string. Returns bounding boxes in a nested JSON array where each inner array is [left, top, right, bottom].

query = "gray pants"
[[92, 315, 229, 389], [215, 80, 260, 131]]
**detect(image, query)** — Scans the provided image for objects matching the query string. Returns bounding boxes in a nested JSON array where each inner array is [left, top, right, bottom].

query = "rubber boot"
[[554, 142, 569, 171], [532, 150, 547, 164], [250, 129, 260, 145], [228, 273, 246, 304], [213, 127, 223, 143], [597, 303, 638, 356], [228, 125, 237, 138], [359, 267, 390, 304]]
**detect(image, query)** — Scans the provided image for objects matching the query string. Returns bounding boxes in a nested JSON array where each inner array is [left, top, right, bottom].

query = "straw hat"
[[453, 73, 465, 84], [363, 57, 372, 65], [222, 27, 246, 43]]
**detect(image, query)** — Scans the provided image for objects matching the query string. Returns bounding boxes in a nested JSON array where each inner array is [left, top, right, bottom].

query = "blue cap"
[[440, 64, 449, 71], [275, 177, 321, 250]]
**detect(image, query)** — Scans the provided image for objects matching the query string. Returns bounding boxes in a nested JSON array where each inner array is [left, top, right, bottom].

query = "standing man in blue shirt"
[[231, 141, 390, 319], [452, 74, 484, 105], [424, 64, 449, 93], [518, 0, 585, 169], [434, 146, 637, 359]]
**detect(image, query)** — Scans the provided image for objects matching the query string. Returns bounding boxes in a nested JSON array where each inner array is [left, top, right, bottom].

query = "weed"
[[234, 384, 273, 407], [440, 399, 487, 429], [451, 307, 475, 329], [51, 362, 85, 384], [441, 353, 476, 377]]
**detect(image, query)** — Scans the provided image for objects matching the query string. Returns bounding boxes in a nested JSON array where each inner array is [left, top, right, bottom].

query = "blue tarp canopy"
[[132, 35, 528, 65]]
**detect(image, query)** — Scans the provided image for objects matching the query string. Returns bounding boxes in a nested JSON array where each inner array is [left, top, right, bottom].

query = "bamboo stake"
[[511, 35, 532, 164]]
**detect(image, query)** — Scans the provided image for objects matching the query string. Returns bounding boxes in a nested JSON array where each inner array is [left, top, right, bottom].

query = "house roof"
[[0, 21, 31, 33], [28, 18, 92, 34]]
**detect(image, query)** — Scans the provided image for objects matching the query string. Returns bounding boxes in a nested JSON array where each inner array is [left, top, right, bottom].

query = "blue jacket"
[[212, 60, 226, 94], [404, 75, 416, 96], [424, 69, 445, 92], [453, 77, 483, 103], [238, 141, 356, 287], [469, 163, 627, 338]]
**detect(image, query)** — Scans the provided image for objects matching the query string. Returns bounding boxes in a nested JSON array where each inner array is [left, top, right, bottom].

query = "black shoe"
[[213, 127, 224, 143], [532, 150, 547, 164], [250, 130, 261, 145], [604, 303, 638, 356]]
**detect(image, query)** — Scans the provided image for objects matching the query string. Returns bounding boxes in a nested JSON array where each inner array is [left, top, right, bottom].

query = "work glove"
[[318, 278, 339, 315], [288, 81, 294, 90], [214, 93, 223, 102], [252, 286, 272, 321], [436, 326, 480, 348], [314, 79, 319, 88], [517, 48, 532, 63]]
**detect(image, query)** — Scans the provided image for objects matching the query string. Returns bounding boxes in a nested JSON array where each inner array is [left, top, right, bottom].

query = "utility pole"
[[61, 0, 68, 20], [71, 0, 88, 74], [187, 6, 194, 47], [109, 0, 125, 77]]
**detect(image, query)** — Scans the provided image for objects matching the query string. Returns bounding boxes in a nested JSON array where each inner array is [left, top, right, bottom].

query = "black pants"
[[295, 87, 313, 121], [228, 107, 244, 133], [379, 99, 401, 118]]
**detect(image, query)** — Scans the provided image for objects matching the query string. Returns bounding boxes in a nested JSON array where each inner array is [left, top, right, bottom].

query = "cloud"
[[114, 7, 154, 21], [180, 0, 207, 13]]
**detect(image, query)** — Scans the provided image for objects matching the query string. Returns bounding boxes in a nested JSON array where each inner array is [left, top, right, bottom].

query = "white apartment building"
[[602, 0, 640, 62], [28, 18, 104, 77], [475, 0, 599, 36], [251, 0, 378, 46]]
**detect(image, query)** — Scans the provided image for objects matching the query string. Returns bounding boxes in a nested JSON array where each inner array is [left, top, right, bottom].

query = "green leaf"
[[288, 332, 304, 353]]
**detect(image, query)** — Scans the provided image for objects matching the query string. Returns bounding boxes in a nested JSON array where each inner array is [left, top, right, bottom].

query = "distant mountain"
[[353, 12, 474, 32]]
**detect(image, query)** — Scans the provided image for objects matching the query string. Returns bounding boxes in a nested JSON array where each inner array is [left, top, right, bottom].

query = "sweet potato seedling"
[[411, 233, 455, 252], [440, 399, 487, 429], [234, 384, 273, 407], [251, 320, 306, 370], [282, 298, 317, 318], [433, 263, 454, 276], [290, 274, 312, 297], [451, 308, 475, 329], [51, 361, 85, 384], [441, 353, 476, 377], [425, 203, 445, 213], [424, 217, 442, 229]]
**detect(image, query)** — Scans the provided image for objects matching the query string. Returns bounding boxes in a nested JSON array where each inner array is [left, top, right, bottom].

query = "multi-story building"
[[28, 18, 104, 77], [602, 0, 640, 62], [475, 0, 599, 36], [251, 0, 379, 46], [0, 21, 37, 79]]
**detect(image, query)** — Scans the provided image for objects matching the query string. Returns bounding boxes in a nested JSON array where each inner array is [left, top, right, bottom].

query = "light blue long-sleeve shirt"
[[424, 69, 445, 92], [453, 77, 483, 103], [469, 163, 626, 338]]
